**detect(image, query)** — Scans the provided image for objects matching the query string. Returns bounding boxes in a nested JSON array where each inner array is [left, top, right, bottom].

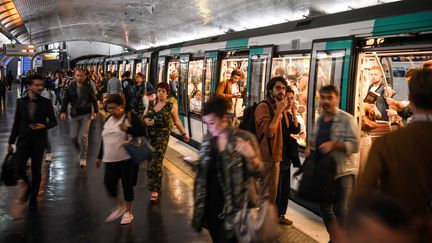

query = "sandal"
[[150, 192, 159, 201]]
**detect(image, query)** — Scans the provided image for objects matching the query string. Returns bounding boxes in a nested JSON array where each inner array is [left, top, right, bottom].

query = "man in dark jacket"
[[60, 69, 98, 167], [126, 72, 154, 116], [6, 70, 14, 91], [8, 74, 57, 209]]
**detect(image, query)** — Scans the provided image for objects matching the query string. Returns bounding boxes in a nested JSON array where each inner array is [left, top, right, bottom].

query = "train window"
[[179, 61, 189, 115], [188, 60, 204, 114], [219, 58, 249, 117], [135, 62, 142, 75], [167, 61, 180, 96], [271, 54, 311, 146], [157, 59, 166, 83], [125, 63, 131, 72], [118, 63, 124, 78], [204, 58, 215, 102]]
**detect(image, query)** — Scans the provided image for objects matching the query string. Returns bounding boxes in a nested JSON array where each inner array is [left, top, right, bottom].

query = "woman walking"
[[191, 97, 263, 242], [96, 94, 147, 224], [143, 82, 189, 201]]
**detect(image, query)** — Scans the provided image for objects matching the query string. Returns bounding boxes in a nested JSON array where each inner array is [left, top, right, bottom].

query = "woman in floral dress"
[[143, 82, 190, 201]]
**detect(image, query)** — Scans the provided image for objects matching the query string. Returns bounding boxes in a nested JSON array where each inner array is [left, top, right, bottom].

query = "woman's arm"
[[172, 104, 190, 141]]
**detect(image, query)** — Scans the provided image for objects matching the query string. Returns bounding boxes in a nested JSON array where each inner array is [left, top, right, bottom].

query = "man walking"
[[254, 76, 289, 203], [107, 71, 122, 95], [305, 85, 359, 242], [60, 69, 98, 167], [8, 74, 57, 209]]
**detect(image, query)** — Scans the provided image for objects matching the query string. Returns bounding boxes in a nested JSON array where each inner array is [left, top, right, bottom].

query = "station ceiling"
[[6, 0, 400, 50]]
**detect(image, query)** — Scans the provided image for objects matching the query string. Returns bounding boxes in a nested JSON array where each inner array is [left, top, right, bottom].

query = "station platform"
[[0, 83, 328, 243]]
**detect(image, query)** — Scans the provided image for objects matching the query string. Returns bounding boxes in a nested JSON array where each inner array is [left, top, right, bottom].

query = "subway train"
[[75, 2, 432, 212]]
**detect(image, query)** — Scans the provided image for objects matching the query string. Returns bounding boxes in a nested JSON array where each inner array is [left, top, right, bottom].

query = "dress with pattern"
[[144, 102, 173, 192]]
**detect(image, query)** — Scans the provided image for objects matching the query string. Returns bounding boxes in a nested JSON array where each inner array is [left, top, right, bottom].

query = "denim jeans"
[[319, 174, 355, 232], [70, 114, 91, 161]]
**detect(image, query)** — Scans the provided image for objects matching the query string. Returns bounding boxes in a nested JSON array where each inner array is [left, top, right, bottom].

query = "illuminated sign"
[[4, 44, 36, 56]]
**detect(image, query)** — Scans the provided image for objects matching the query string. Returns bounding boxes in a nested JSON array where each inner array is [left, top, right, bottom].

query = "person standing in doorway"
[[216, 69, 242, 117], [60, 68, 98, 167], [8, 74, 57, 209]]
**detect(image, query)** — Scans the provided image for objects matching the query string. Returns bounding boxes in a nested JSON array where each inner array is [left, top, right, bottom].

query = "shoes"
[[80, 159, 87, 167], [45, 153, 53, 162], [120, 211, 134, 225], [150, 192, 159, 202], [105, 206, 126, 223], [279, 216, 293, 225]]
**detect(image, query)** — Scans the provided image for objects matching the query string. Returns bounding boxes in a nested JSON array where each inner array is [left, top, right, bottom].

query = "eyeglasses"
[[274, 85, 287, 91]]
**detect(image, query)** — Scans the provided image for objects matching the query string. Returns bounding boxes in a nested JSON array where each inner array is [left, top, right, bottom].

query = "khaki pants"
[[259, 161, 280, 203]]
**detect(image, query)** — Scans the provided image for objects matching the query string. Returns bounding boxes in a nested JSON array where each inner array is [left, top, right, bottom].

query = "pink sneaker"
[[105, 206, 126, 222], [120, 211, 134, 225]]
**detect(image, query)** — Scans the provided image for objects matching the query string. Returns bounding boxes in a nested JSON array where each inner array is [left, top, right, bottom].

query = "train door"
[[186, 58, 204, 144], [219, 50, 249, 118], [201, 51, 221, 136], [307, 37, 355, 144], [118, 60, 125, 78], [271, 52, 311, 147], [125, 60, 132, 73], [135, 60, 142, 75], [247, 46, 273, 106]]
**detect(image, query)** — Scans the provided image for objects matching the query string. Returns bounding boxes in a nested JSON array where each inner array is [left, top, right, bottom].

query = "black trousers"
[[206, 220, 238, 243], [15, 140, 47, 203], [104, 160, 138, 202], [276, 161, 291, 216]]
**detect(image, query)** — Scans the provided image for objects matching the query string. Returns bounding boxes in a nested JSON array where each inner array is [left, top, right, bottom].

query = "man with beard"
[[305, 85, 359, 242], [8, 75, 57, 210], [254, 76, 289, 203]]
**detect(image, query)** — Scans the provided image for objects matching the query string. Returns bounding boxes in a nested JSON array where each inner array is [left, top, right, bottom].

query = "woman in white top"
[[190, 90, 202, 113], [96, 94, 147, 225]]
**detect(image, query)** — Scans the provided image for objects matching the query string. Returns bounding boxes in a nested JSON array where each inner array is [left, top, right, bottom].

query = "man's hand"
[[276, 97, 288, 113], [319, 141, 336, 154], [96, 159, 102, 169], [60, 112, 67, 121], [7, 144, 13, 153], [91, 113, 97, 120], [29, 123, 46, 130]]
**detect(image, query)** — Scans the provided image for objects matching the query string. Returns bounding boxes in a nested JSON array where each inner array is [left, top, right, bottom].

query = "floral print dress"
[[144, 102, 173, 192]]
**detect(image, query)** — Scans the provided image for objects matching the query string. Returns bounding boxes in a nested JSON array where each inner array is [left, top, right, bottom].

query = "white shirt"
[[190, 98, 202, 113], [101, 115, 131, 162]]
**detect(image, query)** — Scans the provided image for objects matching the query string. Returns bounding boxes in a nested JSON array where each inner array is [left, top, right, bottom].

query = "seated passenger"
[[190, 90, 202, 113], [368, 66, 390, 121]]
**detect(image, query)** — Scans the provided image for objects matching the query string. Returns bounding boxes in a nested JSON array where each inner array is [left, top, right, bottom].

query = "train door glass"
[[125, 62, 131, 72], [167, 60, 180, 96], [135, 62, 142, 75], [204, 58, 215, 102], [178, 56, 189, 115], [143, 61, 149, 82], [219, 57, 249, 117], [188, 60, 204, 114], [249, 56, 268, 105], [271, 54, 311, 145]]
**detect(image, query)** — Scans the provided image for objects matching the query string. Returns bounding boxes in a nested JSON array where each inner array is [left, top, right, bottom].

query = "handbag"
[[1, 152, 17, 186], [233, 178, 281, 243], [297, 152, 336, 202], [122, 113, 154, 164]]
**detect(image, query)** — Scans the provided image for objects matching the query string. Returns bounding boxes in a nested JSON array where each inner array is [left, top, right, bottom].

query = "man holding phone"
[[8, 74, 57, 210], [216, 69, 242, 117]]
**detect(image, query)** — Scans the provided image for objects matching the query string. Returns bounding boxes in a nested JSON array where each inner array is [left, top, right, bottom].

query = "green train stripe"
[[373, 10, 432, 36], [225, 38, 249, 50]]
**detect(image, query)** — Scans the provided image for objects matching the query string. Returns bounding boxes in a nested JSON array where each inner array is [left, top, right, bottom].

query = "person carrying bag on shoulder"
[[96, 94, 147, 225]]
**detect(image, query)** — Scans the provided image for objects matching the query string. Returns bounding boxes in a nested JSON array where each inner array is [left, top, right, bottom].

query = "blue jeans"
[[319, 174, 355, 232]]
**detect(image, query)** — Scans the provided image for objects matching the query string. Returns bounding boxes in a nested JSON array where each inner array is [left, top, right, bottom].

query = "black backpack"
[[1, 153, 17, 186], [239, 100, 274, 154]]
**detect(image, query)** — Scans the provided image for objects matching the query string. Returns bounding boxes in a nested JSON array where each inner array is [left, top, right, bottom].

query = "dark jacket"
[[97, 112, 147, 160], [61, 80, 98, 117], [281, 111, 301, 169], [192, 128, 263, 235], [9, 95, 57, 146]]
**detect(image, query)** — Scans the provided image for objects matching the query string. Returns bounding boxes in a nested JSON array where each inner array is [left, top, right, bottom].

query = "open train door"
[[306, 37, 355, 144]]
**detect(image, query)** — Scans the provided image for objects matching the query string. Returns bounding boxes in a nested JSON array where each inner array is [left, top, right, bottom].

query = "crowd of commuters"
[[4, 62, 431, 243]]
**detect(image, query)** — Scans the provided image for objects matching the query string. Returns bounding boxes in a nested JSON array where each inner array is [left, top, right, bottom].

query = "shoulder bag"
[[122, 113, 154, 164]]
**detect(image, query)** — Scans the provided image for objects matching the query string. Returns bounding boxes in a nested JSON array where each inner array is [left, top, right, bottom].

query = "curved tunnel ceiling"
[[11, 0, 401, 50]]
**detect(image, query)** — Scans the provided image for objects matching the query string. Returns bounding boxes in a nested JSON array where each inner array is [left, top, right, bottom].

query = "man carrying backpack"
[[254, 76, 289, 203]]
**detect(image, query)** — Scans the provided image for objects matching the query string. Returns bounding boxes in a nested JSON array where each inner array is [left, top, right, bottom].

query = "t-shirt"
[[316, 118, 333, 151], [101, 115, 131, 162]]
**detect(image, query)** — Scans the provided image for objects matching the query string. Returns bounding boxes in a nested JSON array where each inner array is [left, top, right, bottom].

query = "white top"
[[101, 115, 131, 162], [190, 98, 202, 113]]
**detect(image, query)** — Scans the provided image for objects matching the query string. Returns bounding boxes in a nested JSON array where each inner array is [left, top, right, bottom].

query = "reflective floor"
[[0, 85, 210, 243]]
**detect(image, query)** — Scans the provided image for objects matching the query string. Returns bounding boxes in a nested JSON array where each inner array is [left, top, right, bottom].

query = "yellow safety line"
[[163, 159, 194, 188]]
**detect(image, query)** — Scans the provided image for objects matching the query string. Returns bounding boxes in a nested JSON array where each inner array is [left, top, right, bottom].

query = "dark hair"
[[319, 85, 339, 96], [405, 68, 419, 80], [124, 71, 131, 78], [106, 94, 124, 106], [156, 82, 170, 93], [136, 72, 145, 79], [74, 68, 86, 75], [191, 89, 201, 98], [231, 69, 242, 78], [286, 85, 294, 95], [266, 76, 288, 97], [409, 68, 432, 110], [203, 97, 229, 118], [347, 194, 413, 231], [27, 74, 44, 85]]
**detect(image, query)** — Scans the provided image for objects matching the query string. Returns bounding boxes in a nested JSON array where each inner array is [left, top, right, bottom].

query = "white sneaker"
[[45, 153, 53, 162], [105, 206, 126, 222], [120, 211, 134, 225], [80, 159, 87, 167]]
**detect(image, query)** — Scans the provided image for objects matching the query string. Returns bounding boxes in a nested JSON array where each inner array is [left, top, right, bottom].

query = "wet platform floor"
[[0, 84, 321, 243]]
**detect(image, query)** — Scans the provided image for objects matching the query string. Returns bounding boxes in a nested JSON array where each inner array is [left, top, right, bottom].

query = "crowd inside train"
[[2, 59, 432, 243]]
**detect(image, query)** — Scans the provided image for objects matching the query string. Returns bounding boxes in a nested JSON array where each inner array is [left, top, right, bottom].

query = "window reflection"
[[204, 58, 214, 102], [188, 60, 204, 114], [271, 54, 310, 146]]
